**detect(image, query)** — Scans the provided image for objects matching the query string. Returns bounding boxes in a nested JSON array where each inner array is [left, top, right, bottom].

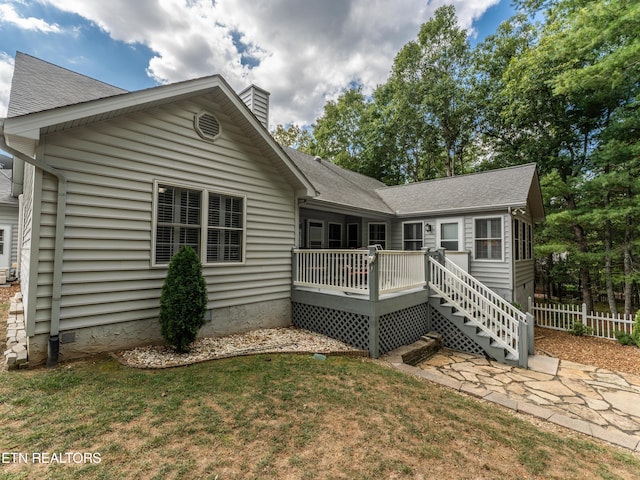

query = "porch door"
[[0, 225, 10, 268]]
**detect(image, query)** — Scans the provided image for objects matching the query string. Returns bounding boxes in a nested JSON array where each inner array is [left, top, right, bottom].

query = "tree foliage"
[[159, 246, 208, 353], [271, 123, 314, 153], [300, 0, 639, 310]]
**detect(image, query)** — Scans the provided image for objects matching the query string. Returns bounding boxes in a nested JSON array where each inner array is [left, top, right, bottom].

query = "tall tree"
[[271, 123, 314, 153], [312, 88, 368, 170], [496, 0, 640, 311], [384, 5, 475, 179]]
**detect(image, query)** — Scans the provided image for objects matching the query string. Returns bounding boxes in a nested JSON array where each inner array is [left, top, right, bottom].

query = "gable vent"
[[195, 112, 221, 141]]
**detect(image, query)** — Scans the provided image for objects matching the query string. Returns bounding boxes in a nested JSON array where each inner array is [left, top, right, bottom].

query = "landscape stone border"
[[111, 348, 369, 370], [4, 293, 28, 370]]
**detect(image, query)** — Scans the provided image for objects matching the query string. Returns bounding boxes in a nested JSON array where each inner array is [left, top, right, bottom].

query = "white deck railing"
[[429, 256, 526, 359], [292, 248, 426, 297], [293, 249, 371, 294], [378, 250, 426, 294]]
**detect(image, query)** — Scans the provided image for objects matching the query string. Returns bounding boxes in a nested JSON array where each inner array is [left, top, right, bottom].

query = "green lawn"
[[0, 354, 638, 479]]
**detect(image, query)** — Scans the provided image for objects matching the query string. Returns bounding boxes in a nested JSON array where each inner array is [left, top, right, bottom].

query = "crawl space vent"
[[195, 112, 221, 141]]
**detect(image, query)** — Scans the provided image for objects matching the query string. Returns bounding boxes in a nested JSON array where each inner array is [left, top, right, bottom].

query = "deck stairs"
[[428, 255, 532, 367]]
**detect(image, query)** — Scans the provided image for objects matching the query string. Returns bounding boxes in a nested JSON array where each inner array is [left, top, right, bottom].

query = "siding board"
[[31, 95, 296, 335]]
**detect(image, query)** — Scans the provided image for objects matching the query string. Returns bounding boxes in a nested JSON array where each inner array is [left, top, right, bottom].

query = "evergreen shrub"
[[614, 330, 636, 346], [568, 321, 593, 336], [159, 246, 208, 353], [632, 311, 640, 348]]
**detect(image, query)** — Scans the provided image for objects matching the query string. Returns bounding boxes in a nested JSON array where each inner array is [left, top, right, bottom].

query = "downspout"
[[0, 119, 67, 367]]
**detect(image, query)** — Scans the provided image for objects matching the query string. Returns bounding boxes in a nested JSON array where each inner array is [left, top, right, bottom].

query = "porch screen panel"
[[347, 223, 359, 249], [403, 222, 423, 250], [328, 223, 342, 248], [369, 223, 386, 249]]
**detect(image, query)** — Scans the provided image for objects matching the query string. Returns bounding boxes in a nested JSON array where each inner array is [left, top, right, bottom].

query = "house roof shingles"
[[7, 52, 127, 118], [285, 146, 394, 215], [376, 163, 544, 220]]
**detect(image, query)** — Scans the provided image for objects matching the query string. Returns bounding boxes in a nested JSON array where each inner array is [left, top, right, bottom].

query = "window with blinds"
[[154, 183, 244, 265], [207, 195, 244, 262], [475, 217, 502, 260]]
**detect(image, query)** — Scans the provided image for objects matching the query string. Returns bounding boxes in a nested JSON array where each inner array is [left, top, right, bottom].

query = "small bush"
[[568, 321, 593, 336], [159, 246, 208, 353], [633, 311, 640, 347], [614, 330, 636, 346]]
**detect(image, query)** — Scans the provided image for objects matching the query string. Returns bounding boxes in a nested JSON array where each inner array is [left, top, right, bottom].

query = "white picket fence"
[[529, 298, 636, 340]]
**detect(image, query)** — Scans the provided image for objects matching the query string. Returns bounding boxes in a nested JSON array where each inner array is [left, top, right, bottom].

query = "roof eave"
[[303, 198, 395, 218], [2, 74, 316, 198]]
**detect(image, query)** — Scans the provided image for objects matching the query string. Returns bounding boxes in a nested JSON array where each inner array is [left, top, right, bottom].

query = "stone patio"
[[384, 348, 640, 452]]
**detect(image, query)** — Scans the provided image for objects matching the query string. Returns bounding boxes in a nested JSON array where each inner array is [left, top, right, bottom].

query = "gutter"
[[0, 118, 66, 367]]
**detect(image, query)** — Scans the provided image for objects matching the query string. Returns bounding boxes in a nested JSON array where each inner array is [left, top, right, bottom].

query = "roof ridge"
[[376, 163, 537, 191]]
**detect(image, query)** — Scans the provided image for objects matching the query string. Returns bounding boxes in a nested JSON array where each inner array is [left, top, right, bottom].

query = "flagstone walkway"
[[384, 349, 640, 453]]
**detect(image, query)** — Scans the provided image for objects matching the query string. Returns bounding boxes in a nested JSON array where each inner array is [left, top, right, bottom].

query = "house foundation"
[[23, 298, 292, 366]]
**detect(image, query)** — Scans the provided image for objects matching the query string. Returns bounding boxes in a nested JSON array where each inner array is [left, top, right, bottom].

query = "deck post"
[[526, 312, 535, 355], [518, 317, 529, 369], [368, 246, 379, 303], [291, 247, 297, 293], [368, 314, 380, 358], [422, 247, 430, 288], [429, 247, 445, 265]]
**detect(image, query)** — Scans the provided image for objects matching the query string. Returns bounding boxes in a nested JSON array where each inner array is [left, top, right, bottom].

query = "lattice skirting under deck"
[[292, 302, 370, 351], [379, 304, 430, 355], [428, 305, 485, 355]]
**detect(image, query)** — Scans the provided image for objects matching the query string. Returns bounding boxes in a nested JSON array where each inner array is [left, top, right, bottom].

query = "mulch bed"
[[535, 326, 640, 376]]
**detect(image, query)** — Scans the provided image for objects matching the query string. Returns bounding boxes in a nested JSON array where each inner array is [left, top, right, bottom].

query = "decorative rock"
[[385, 335, 442, 367], [16, 350, 27, 364], [5, 352, 16, 365], [3, 296, 29, 370]]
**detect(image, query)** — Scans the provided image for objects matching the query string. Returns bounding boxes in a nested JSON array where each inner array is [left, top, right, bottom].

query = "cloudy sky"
[[0, 0, 515, 128]]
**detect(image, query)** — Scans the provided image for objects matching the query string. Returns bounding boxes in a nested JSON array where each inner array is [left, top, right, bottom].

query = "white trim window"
[[154, 182, 245, 265], [368, 223, 387, 249], [207, 194, 244, 263], [513, 219, 533, 261], [403, 222, 423, 251], [475, 217, 503, 260], [437, 219, 463, 251]]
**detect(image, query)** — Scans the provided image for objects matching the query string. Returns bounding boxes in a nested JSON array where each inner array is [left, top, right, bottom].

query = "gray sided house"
[[2, 53, 314, 365], [288, 147, 544, 307], [2, 53, 544, 367]]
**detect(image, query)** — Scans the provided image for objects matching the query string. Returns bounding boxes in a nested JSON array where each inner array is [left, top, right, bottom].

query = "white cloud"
[[0, 53, 15, 117], [0, 2, 61, 33], [8, 0, 501, 127]]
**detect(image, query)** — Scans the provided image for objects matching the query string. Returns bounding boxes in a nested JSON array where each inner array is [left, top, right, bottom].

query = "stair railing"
[[428, 255, 527, 361]]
